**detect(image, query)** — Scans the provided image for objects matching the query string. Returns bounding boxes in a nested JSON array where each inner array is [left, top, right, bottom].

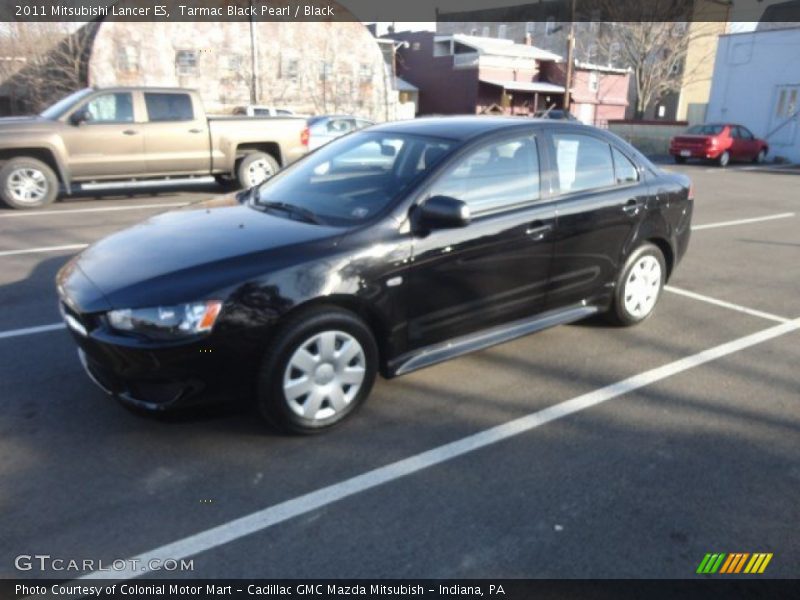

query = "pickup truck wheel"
[[237, 152, 279, 189], [0, 157, 59, 209]]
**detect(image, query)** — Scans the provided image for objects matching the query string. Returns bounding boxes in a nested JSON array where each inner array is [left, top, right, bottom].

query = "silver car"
[[303, 115, 374, 150]]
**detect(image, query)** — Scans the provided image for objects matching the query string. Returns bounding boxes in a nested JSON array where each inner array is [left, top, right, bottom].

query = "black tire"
[[752, 149, 766, 164], [606, 243, 667, 327], [717, 150, 730, 168], [0, 157, 59, 209], [256, 306, 378, 434], [673, 156, 687, 164], [236, 152, 280, 189]]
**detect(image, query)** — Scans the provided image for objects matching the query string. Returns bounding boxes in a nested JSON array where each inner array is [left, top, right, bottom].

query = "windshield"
[[687, 124, 724, 135], [40, 88, 95, 120], [253, 131, 455, 226]]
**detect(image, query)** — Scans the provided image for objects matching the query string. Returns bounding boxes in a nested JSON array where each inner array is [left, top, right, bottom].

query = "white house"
[[706, 26, 800, 163]]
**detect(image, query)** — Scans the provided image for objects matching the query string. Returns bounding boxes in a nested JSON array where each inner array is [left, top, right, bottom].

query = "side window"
[[731, 126, 742, 139], [553, 133, 614, 193], [429, 134, 540, 214], [612, 147, 639, 185], [144, 93, 194, 122], [740, 127, 754, 140], [82, 93, 133, 123], [327, 119, 353, 134]]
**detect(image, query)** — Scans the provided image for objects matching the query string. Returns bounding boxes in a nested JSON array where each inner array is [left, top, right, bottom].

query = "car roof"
[[370, 115, 585, 141]]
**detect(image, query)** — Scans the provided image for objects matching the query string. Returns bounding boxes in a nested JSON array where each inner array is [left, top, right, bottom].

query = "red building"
[[387, 31, 629, 125]]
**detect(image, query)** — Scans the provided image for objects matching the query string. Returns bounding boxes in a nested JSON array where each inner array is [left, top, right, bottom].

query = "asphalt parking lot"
[[0, 164, 797, 580]]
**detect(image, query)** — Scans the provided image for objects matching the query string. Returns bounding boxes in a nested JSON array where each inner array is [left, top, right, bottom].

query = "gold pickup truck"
[[0, 87, 308, 209]]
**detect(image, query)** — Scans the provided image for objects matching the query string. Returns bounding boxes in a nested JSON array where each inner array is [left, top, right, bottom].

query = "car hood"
[[0, 115, 61, 133], [60, 195, 343, 311]]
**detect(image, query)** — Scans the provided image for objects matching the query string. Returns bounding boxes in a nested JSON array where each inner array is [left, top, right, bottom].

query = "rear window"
[[687, 124, 724, 135], [145, 93, 194, 122]]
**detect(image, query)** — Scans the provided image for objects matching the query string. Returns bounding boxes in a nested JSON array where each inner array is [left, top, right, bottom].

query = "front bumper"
[[62, 302, 266, 411]]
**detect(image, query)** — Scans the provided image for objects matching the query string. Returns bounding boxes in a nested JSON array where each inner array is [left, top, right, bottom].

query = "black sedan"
[[57, 117, 693, 433]]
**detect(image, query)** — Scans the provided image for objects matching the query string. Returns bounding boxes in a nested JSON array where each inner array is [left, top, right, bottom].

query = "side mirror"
[[417, 195, 471, 230], [69, 109, 88, 126]]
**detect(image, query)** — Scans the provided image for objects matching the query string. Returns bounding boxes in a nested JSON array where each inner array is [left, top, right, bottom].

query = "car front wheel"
[[717, 150, 731, 168], [608, 243, 666, 326], [0, 157, 59, 209], [256, 307, 378, 433]]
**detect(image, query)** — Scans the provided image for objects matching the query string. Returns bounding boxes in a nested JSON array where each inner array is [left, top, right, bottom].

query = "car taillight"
[[300, 127, 309, 147], [707, 137, 718, 146]]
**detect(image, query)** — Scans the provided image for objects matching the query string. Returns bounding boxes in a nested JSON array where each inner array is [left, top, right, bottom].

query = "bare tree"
[[0, 22, 98, 114], [582, 0, 723, 119]]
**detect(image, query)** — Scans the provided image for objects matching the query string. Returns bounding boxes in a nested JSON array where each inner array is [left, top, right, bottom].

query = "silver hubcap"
[[7, 167, 48, 204], [246, 159, 274, 187], [283, 330, 366, 422], [623, 255, 662, 319], [719, 152, 729, 167]]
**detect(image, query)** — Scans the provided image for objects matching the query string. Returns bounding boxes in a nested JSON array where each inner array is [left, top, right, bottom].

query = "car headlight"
[[106, 301, 222, 339]]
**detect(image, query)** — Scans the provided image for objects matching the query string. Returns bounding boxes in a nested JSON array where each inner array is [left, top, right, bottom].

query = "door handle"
[[189, 128, 204, 134], [525, 221, 553, 240], [622, 199, 644, 215], [122, 129, 139, 136]]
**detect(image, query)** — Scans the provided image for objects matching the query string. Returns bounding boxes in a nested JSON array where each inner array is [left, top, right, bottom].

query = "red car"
[[669, 123, 768, 167]]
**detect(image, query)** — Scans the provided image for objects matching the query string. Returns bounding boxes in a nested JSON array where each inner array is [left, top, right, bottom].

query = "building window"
[[546, 17, 556, 35], [224, 54, 243, 75], [498, 24, 507, 39], [116, 45, 139, 74], [411, 42, 420, 51], [359, 63, 373, 83], [609, 42, 621, 64], [481, 26, 490, 37], [280, 55, 299, 81], [589, 71, 599, 92], [319, 61, 332, 82], [175, 50, 198, 76]]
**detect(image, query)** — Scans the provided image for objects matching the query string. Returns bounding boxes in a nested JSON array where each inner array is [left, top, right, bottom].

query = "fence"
[[607, 120, 689, 156]]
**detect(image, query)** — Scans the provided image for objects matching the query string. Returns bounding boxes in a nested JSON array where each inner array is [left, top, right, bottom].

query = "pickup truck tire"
[[237, 152, 279, 189], [0, 157, 59, 209]]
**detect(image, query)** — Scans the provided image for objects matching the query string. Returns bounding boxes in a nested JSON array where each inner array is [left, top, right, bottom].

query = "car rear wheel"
[[256, 307, 378, 434], [607, 243, 666, 327], [236, 152, 279, 189], [717, 150, 730, 168], [0, 157, 59, 209], [753, 149, 766, 164]]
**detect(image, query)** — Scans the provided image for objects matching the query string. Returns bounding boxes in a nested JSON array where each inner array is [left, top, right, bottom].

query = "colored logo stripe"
[[697, 552, 773, 574], [697, 553, 726, 574], [744, 553, 773, 574]]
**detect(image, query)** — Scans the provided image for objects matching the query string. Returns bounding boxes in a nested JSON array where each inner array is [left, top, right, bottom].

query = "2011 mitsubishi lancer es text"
[[56, 117, 693, 433]]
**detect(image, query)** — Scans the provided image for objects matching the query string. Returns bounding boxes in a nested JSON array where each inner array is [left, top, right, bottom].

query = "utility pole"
[[563, 0, 576, 112], [249, 0, 259, 104]]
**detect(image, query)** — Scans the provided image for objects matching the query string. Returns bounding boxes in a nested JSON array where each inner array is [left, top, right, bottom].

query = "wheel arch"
[[0, 147, 68, 191], [235, 143, 283, 167], [645, 236, 675, 281]]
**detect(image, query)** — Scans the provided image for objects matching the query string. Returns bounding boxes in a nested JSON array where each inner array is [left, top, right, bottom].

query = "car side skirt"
[[388, 303, 599, 377]]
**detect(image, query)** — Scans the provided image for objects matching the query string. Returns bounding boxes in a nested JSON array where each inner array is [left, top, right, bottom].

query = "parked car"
[[669, 123, 768, 167], [533, 109, 578, 121], [57, 117, 693, 433], [0, 87, 308, 209], [233, 105, 295, 117], [302, 115, 374, 150]]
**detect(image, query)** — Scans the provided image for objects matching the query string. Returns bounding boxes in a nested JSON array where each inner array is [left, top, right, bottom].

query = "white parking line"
[[0, 202, 188, 218], [665, 286, 790, 324], [0, 243, 88, 257], [78, 317, 800, 581], [0, 322, 65, 340], [692, 212, 795, 231]]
